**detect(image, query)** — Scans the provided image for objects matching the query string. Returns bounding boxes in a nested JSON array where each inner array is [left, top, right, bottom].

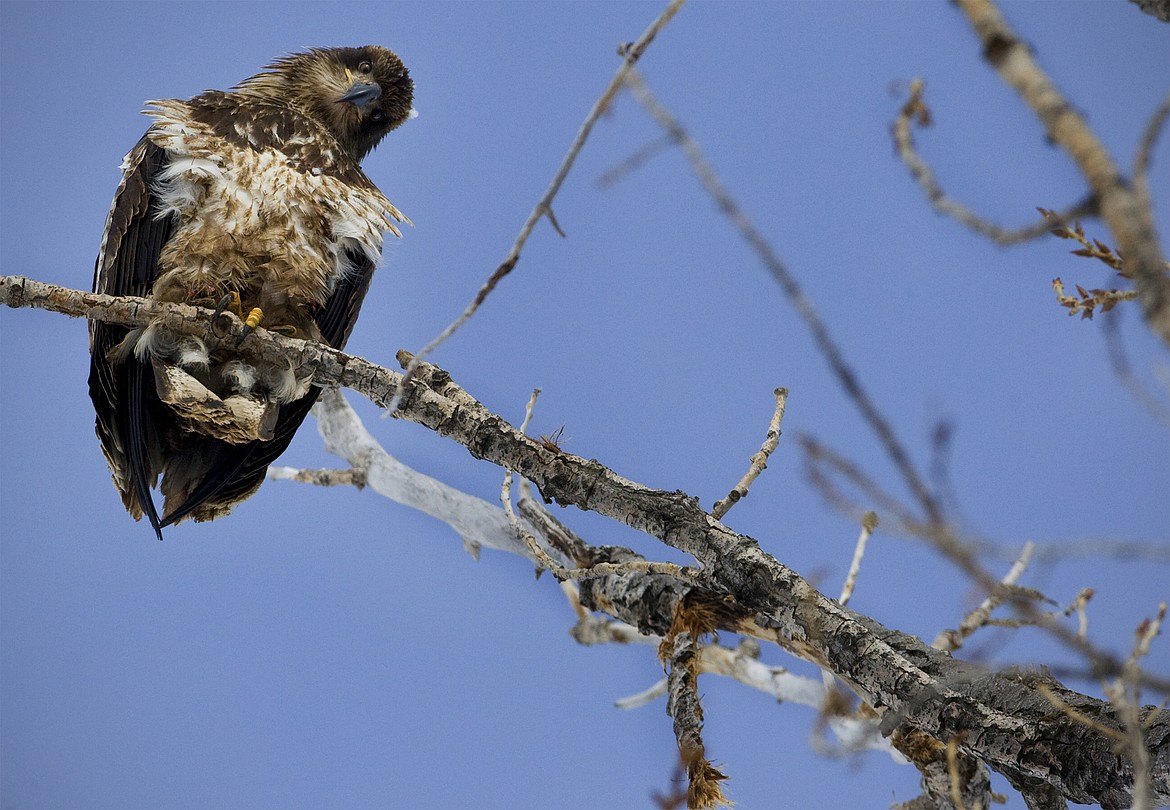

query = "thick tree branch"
[[7, 273, 1166, 807]]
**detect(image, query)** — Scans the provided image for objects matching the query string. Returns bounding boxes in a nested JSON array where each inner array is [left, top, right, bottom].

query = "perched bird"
[[89, 46, 415, 539]]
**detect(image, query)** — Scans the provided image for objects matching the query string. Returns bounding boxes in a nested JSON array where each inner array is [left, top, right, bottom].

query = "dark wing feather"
[[159, 250, 376, 527], [89, 138, 174, 539]]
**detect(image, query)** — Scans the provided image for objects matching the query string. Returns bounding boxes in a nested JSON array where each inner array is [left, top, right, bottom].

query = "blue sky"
[[1, 2, 1167, 808]]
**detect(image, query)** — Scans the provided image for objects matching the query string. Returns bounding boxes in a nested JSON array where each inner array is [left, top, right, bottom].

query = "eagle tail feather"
[[159, 445, 252, 528], [127, 357, 165, 540]]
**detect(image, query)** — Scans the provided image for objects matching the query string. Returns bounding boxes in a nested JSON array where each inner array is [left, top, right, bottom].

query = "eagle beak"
[[338, 80, 382, 108]]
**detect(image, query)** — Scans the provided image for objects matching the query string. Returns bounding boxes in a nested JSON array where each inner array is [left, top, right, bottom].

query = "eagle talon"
[[211, 292, 244, 338], [237, 306, 265, 344]]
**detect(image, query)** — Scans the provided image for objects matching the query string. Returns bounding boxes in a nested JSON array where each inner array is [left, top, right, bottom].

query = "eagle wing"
[[89, 137, 175, 538], [89, 135, 378, 537]]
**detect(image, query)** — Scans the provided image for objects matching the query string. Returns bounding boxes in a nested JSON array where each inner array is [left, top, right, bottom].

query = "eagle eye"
[[369, 109, 387, 124], [357, 61, 373, 74]]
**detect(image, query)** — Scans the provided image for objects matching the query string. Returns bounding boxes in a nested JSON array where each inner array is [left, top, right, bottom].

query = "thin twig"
[[389, 0, 686, 411], [621, 68, 946, 529], [519, 387, 541, 435], [508, 388, 695, 583], [1108, 603, 1167, 810], [266, 465, 366, 488], [502, 387, 576, 577], [893, 78, 1097, 244], [839, 512, 878, 607], [797, 434, 923, 531], [1066, 588, 1093, 640], [972, 538, 1170, 565], [597, 133, 675, 188], [500, 459, 564, 577], [1052, 277, 1138, 319], [933, 541, 1035, 652], [1132, 91, 1170, 224], [1036, 682, 1126, 742], [711, 387, 788, 520], [616, 678, 669, 710]]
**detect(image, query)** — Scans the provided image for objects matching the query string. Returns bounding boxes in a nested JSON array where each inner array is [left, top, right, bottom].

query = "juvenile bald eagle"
[[89, 46, 415, 539]]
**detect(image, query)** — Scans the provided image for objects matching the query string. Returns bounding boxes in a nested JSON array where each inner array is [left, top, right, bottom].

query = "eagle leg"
[[239, 306, 265, 343], [209, 292, 264, 343]]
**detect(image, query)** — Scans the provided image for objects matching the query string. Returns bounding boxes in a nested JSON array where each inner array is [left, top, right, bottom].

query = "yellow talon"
[[243, 307, 264, 331], [237, 306, 265, 345]]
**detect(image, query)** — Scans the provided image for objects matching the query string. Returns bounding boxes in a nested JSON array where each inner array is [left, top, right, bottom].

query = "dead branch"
[[266, 466, 366, 488], [933, 542, 1035, 652], [839, 512, 878, 608], [662, 608, 729, 809], [620, 68, 946, 530], [893, 78, 1098, 245], [393, 0, 685, 408], [4, 273, 1169, 807], [711, 387, 787, 520]]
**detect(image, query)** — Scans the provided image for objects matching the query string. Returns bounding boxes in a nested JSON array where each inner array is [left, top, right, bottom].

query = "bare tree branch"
[[711, 387, 787, 520], [893, 78, 1098, 245], [664, 630, 729, 810], [4, 273, 1168, 807], [618, 68, 946, 529], [955, 0, 1170, 346], [933, 542, 1035, 652], [393, 0, 685, 409], [1133, 91, 1170, 228], [266, 465, 366, 488], [839, 512, 878, 608]]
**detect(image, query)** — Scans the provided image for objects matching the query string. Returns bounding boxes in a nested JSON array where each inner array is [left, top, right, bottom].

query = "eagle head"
[[241, 46, 415, 162]]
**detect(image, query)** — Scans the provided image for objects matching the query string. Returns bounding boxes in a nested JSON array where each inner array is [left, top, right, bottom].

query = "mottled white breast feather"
[[142, 100, 404, 303]]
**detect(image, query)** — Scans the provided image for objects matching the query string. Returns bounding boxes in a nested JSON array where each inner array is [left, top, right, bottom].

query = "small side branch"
[[1106, 603, 1167, 810], [711, 387, 787, 520], [892, 78, 1096, 244], [933, 542, 1035, 652], [391, 0, 686, 408], [955, 0, 1170, 345], [1052, 277, 1137, 320], [664, 629, 730, 809], [266, 466, 366, 489], [619, 69, 945, 530], [1133, 92, 1170, 217], [839, 512, 878, 607]]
